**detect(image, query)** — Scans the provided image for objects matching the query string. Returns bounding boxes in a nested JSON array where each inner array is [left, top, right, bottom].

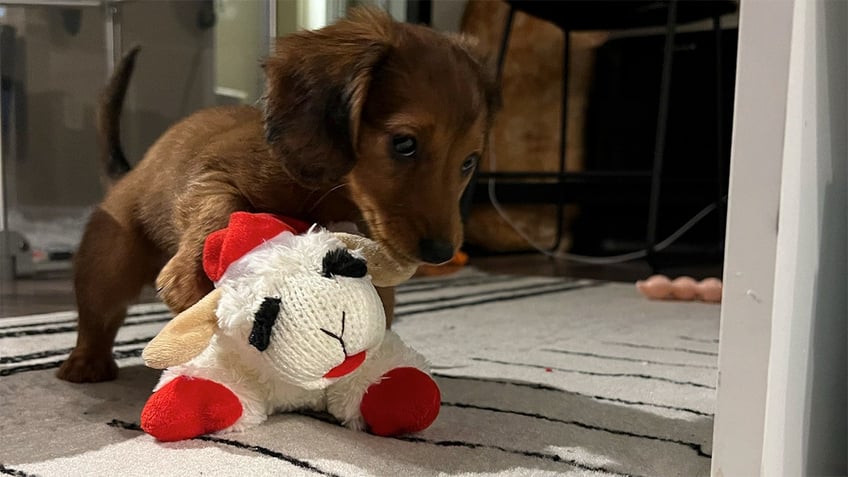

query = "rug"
[[0, 269, 719, 477]]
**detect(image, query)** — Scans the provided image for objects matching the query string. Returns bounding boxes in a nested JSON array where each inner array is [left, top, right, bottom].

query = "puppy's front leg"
[[157, 192, 248, 314]]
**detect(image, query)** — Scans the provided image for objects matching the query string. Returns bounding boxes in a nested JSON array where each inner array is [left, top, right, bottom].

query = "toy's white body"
[[155, 330, 428, 432], [141, 215, 437, 440]]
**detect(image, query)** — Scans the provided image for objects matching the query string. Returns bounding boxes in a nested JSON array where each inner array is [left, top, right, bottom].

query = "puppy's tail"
[[97, 45, 140, 183]]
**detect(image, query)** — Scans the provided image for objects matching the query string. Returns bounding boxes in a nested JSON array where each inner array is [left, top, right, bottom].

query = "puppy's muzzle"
[[418, 238, 454, 264]]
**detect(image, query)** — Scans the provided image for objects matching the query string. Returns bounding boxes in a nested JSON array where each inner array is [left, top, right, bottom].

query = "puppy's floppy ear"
[[142, 288, 221, 369], [445, 32, 502, 122], [262, 6, 394, 188]]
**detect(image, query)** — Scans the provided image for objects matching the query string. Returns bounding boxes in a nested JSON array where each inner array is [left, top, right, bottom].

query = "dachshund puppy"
[[57, 6, 499, 383]]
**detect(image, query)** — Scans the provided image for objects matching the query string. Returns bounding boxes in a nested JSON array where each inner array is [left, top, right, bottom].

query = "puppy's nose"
[[419, 239, 455, 264]]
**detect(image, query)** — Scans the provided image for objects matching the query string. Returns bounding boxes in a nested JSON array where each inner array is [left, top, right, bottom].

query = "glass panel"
[[1, 4, 109, 275], [214, 0, 270, 106], [0, 0, 271, 277]]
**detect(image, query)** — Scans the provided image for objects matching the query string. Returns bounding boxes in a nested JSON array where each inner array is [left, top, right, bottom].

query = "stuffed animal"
[[635, 274, 722, 303], [140, 212, 440, 442]]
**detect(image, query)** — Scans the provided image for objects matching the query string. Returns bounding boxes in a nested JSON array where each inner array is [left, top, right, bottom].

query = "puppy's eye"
[[461, 154, 480, 175], [392, 135, 417, 158]]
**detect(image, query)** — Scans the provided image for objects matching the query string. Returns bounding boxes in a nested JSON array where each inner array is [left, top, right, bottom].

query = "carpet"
[[0, 269, 719, 477]]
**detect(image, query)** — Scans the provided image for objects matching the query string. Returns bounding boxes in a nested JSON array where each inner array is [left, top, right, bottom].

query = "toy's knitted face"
[[214, 230, 386, 390]]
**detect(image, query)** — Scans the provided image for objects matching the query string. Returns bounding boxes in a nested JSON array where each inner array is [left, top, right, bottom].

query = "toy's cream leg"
[[222, 383, 326, 434], [325, 331, 429, 430], [218, 391, 270, 434]]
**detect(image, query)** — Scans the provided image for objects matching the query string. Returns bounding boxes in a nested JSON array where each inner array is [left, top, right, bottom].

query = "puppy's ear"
[[142, 288, 221, 369], [445, 32, 502, 122], [262, 6, 394, 188]]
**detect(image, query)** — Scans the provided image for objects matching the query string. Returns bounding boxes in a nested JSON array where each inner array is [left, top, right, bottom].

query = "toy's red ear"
[[143, 289, 221, 369]]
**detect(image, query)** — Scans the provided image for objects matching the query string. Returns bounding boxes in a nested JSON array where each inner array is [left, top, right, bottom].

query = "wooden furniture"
[[463, 0, 737, 266]]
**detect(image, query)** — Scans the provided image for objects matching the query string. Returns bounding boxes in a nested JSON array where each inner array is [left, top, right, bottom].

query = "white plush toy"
[[140, 212, 440, 442]]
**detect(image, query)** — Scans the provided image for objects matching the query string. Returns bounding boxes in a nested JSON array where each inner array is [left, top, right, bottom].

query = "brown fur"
[[57, 6, 499, 383]]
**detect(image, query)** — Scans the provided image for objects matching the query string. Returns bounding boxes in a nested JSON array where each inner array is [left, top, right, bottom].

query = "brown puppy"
[[57, 6, 499, 383]]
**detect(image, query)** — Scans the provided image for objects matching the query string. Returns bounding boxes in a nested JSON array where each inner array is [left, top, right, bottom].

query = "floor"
[[0, 252, 722, 319]]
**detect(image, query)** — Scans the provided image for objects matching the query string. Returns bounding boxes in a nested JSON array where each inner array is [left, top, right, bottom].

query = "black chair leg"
[[713, 14, 727, 252], [551, 29, 571, 252], [483, 6, 569, 254], [645, 0, 678, 272], [461, 6, 515, 225], [496, 7, 515, 81]]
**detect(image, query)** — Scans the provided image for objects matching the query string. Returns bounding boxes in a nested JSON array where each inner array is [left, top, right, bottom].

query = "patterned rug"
[[0, 269, 719, 476]]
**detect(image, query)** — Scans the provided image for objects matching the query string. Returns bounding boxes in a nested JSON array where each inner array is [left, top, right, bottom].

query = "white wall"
[[713, 0, 848, 474], [761, 0, 847, 474], [710, 0, 793, 475], [215, 0, 269, 104]]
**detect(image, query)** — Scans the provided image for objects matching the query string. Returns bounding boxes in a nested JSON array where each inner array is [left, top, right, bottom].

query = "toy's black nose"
[[419, 239, 455, 264]]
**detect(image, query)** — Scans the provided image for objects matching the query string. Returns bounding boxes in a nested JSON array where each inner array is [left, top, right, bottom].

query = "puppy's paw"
[[156, 255, 212, 313], [57, 349, 118, 383]]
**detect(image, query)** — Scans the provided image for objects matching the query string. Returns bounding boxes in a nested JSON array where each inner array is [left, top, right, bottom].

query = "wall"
[[276, 0, 298, 35], [215, 0, 268, 104], [431, 0, 466, 32], [709, 0, 792, 475], [761, 0, 847, 473], [712, 0, 848, 473]]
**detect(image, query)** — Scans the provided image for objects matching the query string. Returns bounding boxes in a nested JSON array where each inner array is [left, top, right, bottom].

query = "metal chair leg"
[[645, 0, 678, 271], [713, 14, 727, 251], [484, 6, 570, 253], [551, 29, 571, 252], [496, 6, 515, 82], [461, 6, 515, 224], [486, 6, 569, 253]]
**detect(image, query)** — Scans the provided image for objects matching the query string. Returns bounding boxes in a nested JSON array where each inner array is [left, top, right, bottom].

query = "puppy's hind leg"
[[57, 208, 163, 383]]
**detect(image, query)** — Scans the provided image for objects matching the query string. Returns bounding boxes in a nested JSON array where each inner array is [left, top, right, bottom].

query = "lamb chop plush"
[[139, 212, 440, 442]]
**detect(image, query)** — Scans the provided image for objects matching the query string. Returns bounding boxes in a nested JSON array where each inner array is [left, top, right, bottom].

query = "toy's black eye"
[[392, 135, 417, 158], [462, 154, 479, 175], [250, 297, 281, 352], [322, 248, 367, 279]]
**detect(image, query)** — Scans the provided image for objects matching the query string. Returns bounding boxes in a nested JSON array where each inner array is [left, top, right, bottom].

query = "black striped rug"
[[0, 268, 720, 477]]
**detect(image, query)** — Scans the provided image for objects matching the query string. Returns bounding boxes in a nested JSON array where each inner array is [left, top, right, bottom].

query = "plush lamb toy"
[[139, 212, 440, 442]]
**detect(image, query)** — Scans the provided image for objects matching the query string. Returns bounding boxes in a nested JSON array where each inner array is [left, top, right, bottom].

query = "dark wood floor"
[[0, 252, 722, 319]]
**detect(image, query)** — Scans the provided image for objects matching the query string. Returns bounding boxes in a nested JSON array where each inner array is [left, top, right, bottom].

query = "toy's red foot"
[[360, 367, 440, 437], [141, 376, 242, 442]]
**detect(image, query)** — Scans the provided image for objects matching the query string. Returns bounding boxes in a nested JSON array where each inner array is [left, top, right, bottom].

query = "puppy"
[[57, 6, 499, 383]]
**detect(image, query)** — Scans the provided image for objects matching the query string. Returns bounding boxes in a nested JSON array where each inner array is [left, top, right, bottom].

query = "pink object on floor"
[[635, 274, 722, 303]]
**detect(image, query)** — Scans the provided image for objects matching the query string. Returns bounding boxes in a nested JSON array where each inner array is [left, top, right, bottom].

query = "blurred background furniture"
[[457, 0, 738, 271]]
